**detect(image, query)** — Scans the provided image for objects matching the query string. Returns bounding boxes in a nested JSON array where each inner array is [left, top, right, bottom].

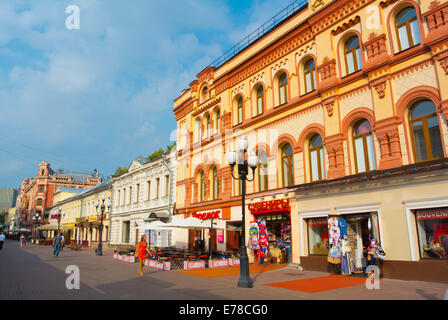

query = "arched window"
[[257, 150, 268, 192], [201, 86, 208, 102], [36, 198, 43, 206], [256, 86, 264, 115], [281, 144, 294, 187], [344, 36, 362, 75], [309, 134, 325, 182], [304, 59, 317, 93], [237, 96, 244, 124], [212, 167, 219, 200], [278, 73, 288, 105], [395, 7, 421, 51], [204, 113, 210, 139], [353, 119, 376, 173], [194, 117, 201, 143], [198, 170, 205, 202], [213, 108, 220, 133], [409, 100, 443, 161]]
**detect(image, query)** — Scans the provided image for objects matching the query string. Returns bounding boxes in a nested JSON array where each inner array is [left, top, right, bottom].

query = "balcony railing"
[[209, 0, 309, 69]]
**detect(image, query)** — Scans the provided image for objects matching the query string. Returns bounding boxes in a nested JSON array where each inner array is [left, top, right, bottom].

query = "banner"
[[183, 260, 206, 270]]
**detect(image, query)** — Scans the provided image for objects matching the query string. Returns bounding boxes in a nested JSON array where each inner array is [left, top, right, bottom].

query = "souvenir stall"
[[248, 199, 292, 264], [326, 214, 385, 276]]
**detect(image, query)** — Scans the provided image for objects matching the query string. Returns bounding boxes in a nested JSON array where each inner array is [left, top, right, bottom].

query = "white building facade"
[[110, 150, 177, 248]]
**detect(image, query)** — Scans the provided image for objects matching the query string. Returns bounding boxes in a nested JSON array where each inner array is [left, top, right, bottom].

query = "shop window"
[[304, 58, 317, 93], [344, 36, 362, 75], [353, 119, 376, 173], [307, 218, 329, 255], [278, 72, 288, 105], [395, 7, 421, 52], [257, 150, 268, 192], [409, 100, 444, 162], [281, 144, 294, 187], [256, 85, 264, 116], [416, 208, 448, 259], [309, 134, 325, 182]]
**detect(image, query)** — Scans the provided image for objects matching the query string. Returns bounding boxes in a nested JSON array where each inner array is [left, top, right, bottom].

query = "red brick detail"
[[317, 58, 338, 91], [325, 134, 345, 179], [423, 1, 448, 45], [374, 116, 403, 170], [363, 33, 389, 71]]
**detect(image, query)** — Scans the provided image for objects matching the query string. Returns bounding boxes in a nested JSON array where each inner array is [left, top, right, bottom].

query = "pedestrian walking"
[[19, 234, 25, 248], [0, 232, 5, 250], [135, 235, 151, 276], [61, 234, 65, 251], [53, 232, 63, 257]]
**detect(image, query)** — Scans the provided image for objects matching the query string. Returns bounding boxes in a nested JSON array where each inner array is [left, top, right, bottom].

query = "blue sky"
[[0, 0, 294, 188]]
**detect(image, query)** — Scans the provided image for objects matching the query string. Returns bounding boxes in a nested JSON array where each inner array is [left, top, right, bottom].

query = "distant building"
[[0, 188, 17, 213], [17, 161, 102, 229], [110, 149, 177, 248]]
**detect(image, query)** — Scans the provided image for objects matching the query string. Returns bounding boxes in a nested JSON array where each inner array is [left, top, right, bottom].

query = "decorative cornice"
[[331, 16, 361, 36], [192, 97, 221, 117], [379, 0, 399, 9]]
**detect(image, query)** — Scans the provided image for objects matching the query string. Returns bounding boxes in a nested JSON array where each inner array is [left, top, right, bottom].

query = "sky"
[[0, 0, 294, 188]]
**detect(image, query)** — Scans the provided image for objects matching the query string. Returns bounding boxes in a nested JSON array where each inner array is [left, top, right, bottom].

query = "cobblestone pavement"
[[0, 239, 447, 300]]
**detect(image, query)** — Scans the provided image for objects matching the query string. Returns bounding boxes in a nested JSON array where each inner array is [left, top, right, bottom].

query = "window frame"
[[395, 7, 420, 52], [409, 100, 443, 162], [237, 96, 244, 124], [352, 120, 375, 173], [281, 144, 294, 187], [278, 73, 288, 106], [309, 135, 324, 182], [256, 85, 264, 115], [304, 59, 316, 93], [257, 150, 268, 192], [344, 36, 362, 75]]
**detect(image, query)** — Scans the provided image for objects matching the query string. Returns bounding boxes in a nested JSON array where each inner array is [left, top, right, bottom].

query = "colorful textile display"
[[327, 217, 342, 265], [257, 221, 269, 264], [248, 222, 259, 250]]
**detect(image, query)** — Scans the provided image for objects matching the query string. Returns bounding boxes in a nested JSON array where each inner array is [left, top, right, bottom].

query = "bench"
[[69, 242, 83, 250]]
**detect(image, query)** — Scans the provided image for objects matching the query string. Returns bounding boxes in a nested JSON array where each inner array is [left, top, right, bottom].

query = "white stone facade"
[[110, 150, 177, 247]]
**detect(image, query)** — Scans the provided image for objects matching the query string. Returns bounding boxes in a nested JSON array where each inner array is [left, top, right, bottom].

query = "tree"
[[114, 166, 128, 176]]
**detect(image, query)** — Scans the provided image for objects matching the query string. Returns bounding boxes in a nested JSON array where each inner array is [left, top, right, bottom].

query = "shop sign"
[[88, 216, 97, 222], [416, 208, 448, 220], [308, 217, 328, 225], [191, 209, 222, 220], [248, 199, 290, 213], [183, 260, 206, 270]]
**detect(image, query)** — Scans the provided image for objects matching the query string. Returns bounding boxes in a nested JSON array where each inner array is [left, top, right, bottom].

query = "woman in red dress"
[[135, 235, 151, 276]]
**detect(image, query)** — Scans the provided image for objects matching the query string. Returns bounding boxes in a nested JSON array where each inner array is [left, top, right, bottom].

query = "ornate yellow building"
[[173, 0, 448, 282]]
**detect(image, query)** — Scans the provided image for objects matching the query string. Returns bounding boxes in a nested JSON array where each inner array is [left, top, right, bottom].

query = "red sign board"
[[191, 209, 221, 220], [248, 199, 290, 214]]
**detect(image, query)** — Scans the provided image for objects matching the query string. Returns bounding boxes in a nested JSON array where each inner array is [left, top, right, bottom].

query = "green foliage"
[[146, 148, 165, 161], [114, 166, 128, 176], [166, 141, 176, 152]]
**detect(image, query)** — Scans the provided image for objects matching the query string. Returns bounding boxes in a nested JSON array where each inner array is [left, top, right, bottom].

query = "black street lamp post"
[[57, 206, 62, 232], [95, 195, 110, 256], [227, 136, 258, 288], [33, 213, 41, 239]]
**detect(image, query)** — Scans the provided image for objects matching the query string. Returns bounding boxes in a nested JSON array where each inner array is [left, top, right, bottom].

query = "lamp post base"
[[238, 247, 253, 288], [95, 242, 103, 256]]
